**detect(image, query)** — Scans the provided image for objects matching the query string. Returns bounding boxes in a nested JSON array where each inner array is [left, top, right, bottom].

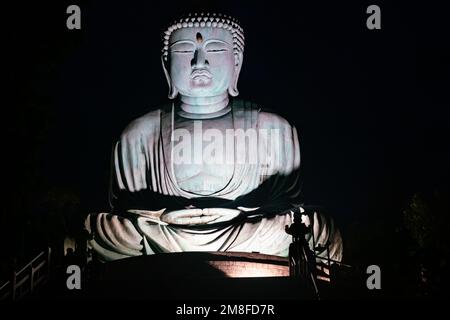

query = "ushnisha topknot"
[[162, 12, 245, 61]]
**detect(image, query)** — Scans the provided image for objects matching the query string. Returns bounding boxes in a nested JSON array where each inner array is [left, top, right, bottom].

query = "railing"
[[0, 247, 51, 301]]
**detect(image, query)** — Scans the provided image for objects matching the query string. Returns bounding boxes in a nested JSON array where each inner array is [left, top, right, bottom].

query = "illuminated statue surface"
[[86, 13, 343, 262]]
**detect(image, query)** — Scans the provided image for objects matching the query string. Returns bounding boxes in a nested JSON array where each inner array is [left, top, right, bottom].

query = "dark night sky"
[[8, 0, 450, 232]]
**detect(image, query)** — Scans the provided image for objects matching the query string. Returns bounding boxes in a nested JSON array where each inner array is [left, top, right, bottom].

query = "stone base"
[[99, 252, 289, 280], [85, 252, 321, 299]]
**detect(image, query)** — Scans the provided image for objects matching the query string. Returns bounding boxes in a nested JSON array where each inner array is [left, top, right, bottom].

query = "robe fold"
[[86, 99, 343, 263]]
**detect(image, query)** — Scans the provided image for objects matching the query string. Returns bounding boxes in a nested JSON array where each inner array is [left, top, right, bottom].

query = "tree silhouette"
[[403, 190, 450, 296]]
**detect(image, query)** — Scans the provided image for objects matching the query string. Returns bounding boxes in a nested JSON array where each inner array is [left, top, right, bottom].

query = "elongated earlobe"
[[161, 55, 178, 99], [228, 52, 243, 97]]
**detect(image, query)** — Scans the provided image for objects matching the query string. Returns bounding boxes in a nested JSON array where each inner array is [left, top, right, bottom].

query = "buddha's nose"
[[191, 48, 209, 69]]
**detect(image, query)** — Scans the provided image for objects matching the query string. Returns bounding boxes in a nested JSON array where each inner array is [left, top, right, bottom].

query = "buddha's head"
[[162, 13, 245, 100]]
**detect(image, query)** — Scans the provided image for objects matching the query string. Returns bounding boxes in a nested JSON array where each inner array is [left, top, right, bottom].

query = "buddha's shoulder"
[[255, 109, 294, 131], [234, 99, 294, 129], [121, 105, 167, 137], [258, 111, 294, 130]]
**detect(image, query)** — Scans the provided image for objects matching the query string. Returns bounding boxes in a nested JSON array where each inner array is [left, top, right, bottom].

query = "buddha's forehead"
[[170, 27, 233, 45]]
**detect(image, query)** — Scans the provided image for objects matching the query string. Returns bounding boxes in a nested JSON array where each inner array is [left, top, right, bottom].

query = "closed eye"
[[172, 50, 194, 53], [207, 49, 228, 53]]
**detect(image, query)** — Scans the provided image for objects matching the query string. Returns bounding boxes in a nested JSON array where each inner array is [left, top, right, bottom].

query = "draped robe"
[[86, 100, 343, 262]]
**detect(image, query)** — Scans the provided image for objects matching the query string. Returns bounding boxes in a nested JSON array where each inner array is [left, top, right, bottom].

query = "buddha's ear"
[[228, 52, 243, 97], [161, 55, 178, 99]]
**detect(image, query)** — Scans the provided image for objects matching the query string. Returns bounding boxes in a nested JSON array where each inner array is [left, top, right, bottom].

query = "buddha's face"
[[163, 27, 242, 98]]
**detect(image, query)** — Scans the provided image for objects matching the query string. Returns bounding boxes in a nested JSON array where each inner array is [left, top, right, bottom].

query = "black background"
[[5, 0, 450, 295]]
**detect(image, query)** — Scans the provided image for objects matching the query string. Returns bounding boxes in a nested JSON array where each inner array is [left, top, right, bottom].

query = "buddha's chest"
[[169, 115, 239, 195]]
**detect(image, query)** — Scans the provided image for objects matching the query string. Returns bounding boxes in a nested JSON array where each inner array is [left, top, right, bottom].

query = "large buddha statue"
[[85, 13, 343, 263]]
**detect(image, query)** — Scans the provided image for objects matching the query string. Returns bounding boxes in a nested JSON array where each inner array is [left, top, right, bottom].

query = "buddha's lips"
[[191, 69, 212, 80]]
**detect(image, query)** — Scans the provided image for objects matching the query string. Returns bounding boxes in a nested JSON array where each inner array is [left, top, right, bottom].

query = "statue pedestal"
[[87, 252, 317, 299], [101, 252, 289, 279]]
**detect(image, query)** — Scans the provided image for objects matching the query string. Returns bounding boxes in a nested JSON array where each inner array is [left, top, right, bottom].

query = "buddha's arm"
[[304, 210, 343, 262], [256, 111, 302, 208], [257, 111, 301, 176], [112, 109, 161, 194], [258, 111, 343, 261]]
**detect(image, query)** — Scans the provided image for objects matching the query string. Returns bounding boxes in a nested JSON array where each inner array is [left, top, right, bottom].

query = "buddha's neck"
[[179, 93, 229, 115]]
